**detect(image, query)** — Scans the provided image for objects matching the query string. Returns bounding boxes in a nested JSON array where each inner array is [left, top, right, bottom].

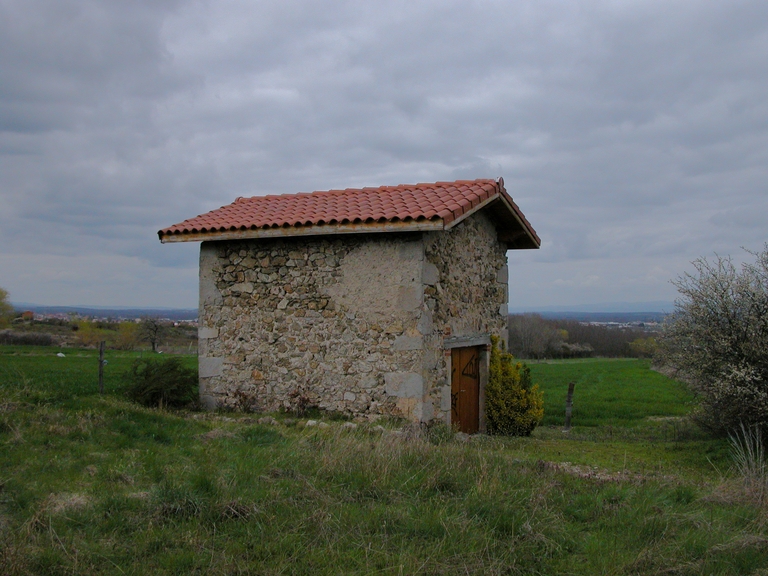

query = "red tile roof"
[[159, 178, 539, 248]]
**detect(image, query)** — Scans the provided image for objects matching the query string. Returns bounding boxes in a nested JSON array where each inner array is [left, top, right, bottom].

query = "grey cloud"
[[0, 0, 191, 131], [1, 0, 767, 306]]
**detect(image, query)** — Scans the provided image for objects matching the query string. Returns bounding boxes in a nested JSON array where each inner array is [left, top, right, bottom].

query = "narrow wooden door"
[[451, 346, 480, 433]]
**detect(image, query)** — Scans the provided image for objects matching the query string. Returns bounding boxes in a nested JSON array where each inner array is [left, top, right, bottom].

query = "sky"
[[1, 0, 767, 310]]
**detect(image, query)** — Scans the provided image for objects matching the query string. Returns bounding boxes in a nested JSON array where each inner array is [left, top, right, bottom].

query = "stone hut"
[[159, 178, 539, 433]]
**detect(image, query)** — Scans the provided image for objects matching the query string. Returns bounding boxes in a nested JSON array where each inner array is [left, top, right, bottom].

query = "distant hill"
[[11, 303, 198, 321], [534, 311, 667, 323], [508, 301, 675, 323]]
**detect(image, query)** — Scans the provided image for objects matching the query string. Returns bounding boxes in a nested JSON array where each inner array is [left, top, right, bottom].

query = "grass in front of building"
[[0, 348, 766, 574]]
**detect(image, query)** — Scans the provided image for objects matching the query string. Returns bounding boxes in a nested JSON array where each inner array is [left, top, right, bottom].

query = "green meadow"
[[530, 358, 694, 428], [1, 347, 767, 575]]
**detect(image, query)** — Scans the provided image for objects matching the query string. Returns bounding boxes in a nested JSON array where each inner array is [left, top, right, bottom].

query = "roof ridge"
[[239, 178, 498, 200], [158, 178, 539, 249]]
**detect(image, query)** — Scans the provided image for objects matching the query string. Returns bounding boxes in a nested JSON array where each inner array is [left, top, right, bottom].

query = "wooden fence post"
[[564, 381, 575, 432], [98, 341, 105, 394]]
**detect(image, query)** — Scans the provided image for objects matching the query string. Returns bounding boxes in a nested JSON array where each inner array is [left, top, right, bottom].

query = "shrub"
[[74, 321, 113, 348], [629, 337, 658, 358], [659, 246, 768, 435], [0, 330, 54, 346], [485, 336, 544, 436], [0, 287, 12, 328], [113, 322, 141, 351], [125, 357, 198, 408]]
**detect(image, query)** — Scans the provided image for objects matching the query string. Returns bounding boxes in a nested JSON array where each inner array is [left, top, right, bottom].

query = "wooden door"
[[451, 346, 480, 433]]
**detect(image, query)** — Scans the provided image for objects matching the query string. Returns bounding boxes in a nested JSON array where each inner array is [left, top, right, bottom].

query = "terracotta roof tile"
[[159, 178, 540, 248]]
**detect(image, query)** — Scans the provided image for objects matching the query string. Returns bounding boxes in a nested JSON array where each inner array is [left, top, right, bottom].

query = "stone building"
[[159, 178, 539, 433]]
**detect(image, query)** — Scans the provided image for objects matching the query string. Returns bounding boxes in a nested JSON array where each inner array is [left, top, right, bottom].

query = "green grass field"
[[530, 358, 694, 427], [1, 347, 767, 575]]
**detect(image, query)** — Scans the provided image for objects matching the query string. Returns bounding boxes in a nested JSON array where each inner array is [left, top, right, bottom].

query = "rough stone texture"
[[199, 233, 425, 418], [197, 210, 510, 424], [420, 210, 509, 424]]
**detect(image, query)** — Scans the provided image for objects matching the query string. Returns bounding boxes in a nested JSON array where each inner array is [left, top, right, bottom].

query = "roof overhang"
[[158, 178, 540, 250], [159, 219, 445, 243], [442, 191, 540, 250]]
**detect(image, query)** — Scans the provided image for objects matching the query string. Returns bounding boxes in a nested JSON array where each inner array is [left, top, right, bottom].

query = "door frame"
[[445, 335, 491, 433]]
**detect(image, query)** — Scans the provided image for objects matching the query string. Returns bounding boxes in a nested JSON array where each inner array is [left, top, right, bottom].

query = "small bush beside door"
[[486, 335, 544, 436]]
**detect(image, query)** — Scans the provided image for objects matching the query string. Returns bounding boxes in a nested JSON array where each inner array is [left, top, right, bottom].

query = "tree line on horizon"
[[507, 313, 658, 359]]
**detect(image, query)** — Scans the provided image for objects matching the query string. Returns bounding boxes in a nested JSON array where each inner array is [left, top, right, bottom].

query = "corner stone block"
[[440, 385, 452, 412], [199, 243, 223, 307], [199, 393, 218, 410], [398, 240, 424, 262], [422, 262, 439, 286], [198, 326, 219, 339], [397, 286, 421, 311], [199, 356, 224, 378], [393, 335, 423, 351], [396, 397, 421, 420], [384, 372, 424, 398], [499, 303, 508, 317], [198, 377, 218, 410], [496, 264, 509, 284], [421, 397, 434, 421], [417, 311, 433, 335]]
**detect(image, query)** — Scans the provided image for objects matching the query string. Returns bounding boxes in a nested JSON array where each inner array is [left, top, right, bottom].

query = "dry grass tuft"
[[710, 533, 768, 553], [22, 493, 91, 535], [218, 500, 259, 520], [198, 428, 236, 442]]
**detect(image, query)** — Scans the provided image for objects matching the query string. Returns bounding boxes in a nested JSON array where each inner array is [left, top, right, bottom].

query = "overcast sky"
[[1, 0, 766, 310]]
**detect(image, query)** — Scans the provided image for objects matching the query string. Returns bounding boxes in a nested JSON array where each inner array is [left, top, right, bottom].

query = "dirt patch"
[[49, 493, 90, 514], [537, 460, 675, 484], [198, 428, 236, 442]]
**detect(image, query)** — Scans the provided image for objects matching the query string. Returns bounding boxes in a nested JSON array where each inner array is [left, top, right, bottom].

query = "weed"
[[287, 387, 313, 417], [151, 482, 205, 519], [218, 499, 259, 520], [229, 386, 259, 412], [730, 423, 767, 479], [729, 423, 768, 503], [424, 420, 454, 445]]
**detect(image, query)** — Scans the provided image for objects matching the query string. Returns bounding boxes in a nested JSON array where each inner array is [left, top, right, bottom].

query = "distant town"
[[10, 304, 198, 323]]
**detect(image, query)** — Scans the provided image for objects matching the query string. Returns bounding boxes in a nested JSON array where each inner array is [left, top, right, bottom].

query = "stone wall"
[[198, 233, 428, 417], [197, 209, 510, 424], [420, 210, 510, 425]]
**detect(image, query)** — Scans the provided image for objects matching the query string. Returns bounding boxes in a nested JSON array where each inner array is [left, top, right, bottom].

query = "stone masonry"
[[198, 210, 509, 424]]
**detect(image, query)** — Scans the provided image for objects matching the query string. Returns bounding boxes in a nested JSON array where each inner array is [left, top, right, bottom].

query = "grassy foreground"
[[1, 348, 768, 574]]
